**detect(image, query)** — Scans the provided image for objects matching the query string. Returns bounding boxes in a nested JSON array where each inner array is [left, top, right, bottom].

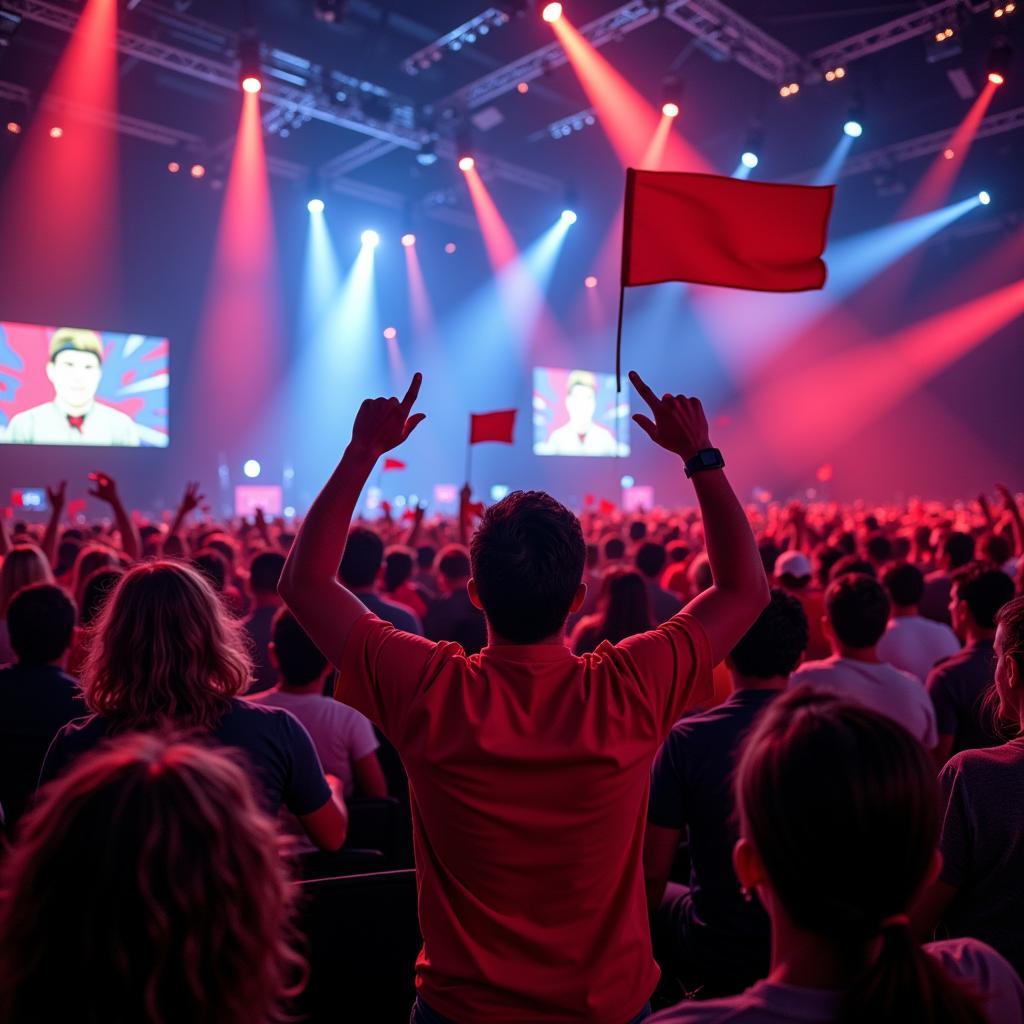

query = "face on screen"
[[46, 349, 102, 413], [566, 383, 597, 429]]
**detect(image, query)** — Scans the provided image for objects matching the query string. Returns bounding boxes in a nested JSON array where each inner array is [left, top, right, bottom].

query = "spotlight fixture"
[[823, 66, 846, 82], [987, 40, 1012, 84], [943, 147, 955, 160], [739, 126, 763, 170], [560, 208, 577, 224], [458, 154, 475, 172], [167, 160, 181, 173], [314, 0, 348, 24], [584, 275, 598, 289], [361, 229, 380, 247], [934, 26, 954, 41], [6, 120, 22, 134], [741, 150, 759, 169], [993, 2, 1016, 17], [49, 125, 63, 139], [242, 459, 262, 479], [307, 198, 325, 214], [444, 242, 457, 254], [238, 31, 262, 94], [843, 103, 864, 138], [779, 81, 800, 97], [401, 233, 416, 247], [542, 2, 563, 22], [190, 163, 206, 178], [517, 81, 529, 94], [415, 138, 438, 166], [978, 190, 991, 205], [661, 76, 682, 119]]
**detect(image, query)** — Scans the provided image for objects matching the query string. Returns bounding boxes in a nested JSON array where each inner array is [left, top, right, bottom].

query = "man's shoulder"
[[945, 740, 1024, 781], [94, 401, 136, 424]]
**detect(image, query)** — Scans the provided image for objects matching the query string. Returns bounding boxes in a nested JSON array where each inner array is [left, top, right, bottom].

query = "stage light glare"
[[243, 459, 262, 479], [517, 81, 529, 94], [943, 147, 955, 160], [444, 242, 457, 254], [361, 229, 380, 248], [542, 2, 563, 23], [307, 198, 325, 214], [190, 163, 206, 178], [584, 275, 598, 288], [458, 155, 475, 171], [620, 475, 635, 489], [168, 160, 180, 173], [978, 190, 991, 205], [383, 326, 397, 340], [560, 208, 578, 224], [241, 75, 262, 94], [741, 150, 759, 168], [6, 121, 22, 134], [988, 71, 1005, 85], [661, 101, 680, 118], [843, 119, 863, 138], [401, 232, 416, 247], [49, 126, 63, 139]]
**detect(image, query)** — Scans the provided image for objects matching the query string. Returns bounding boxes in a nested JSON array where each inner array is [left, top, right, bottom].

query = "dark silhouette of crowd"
[[1, 375, 1023, 1024]]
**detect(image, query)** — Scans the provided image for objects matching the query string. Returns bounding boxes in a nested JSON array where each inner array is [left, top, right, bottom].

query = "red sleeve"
[[606, 611, 714, 737], [334, 613, 455, 743]]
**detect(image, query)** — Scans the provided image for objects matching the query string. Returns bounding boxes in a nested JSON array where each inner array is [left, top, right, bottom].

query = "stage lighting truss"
[[993, 2, 1016, 17], [0, 9, 22, 61], [402, 8, 510, 76], [534, 105, 597, 142], [987, 40, 1013, 84]]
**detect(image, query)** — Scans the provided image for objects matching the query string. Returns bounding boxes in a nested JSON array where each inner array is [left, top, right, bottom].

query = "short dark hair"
[[865, 534, 893, 564], [758, 539, 780, 576], [249, 551, 286, 595], [603, 536, 625, 562], [384, 547, 415, 591], [7, 583, 76, 664], [943, 531, 975, 569], [635, 541, 667, 579], [730, 588, 808, 679], [826, 574, 890, 649], [416, 545, 436, 570], [666, 541, 690, 564], [192, 549, 227, 593], [952, 563, 1015, 630], [980, 532, 1012, 567], [470, 491, 585, 643], [830, 554, 876, 582], [271, 607, 327, 687], [814, 545, 845, 588], [628, 520, 647, 543], [881, 561, 924, 609], [339, 527, 384, 589], [436, 544, 471, 582]]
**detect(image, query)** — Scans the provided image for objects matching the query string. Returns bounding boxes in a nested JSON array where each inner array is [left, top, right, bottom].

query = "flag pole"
[[615, 284, 626, 393], [465, 417, 473, 488]]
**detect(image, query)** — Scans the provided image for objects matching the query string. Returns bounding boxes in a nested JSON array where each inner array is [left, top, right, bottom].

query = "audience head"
[[758, 539, 780, 576], [470, 491, 585, 644], [627, 520, 647, 544], [774, 550, 812, 591], [0, 733, 304, 1024], [436, 544, 471, 586], [79, 567, 124, 628], [271, 607, 328, 689], [339, 527, 384, 590], [880, 561, 924, 612], [192, 548, 228, 593], [54, 537, 82, 579], [0, 544, 54, 617], [979, 531, 1012, 569], [950, 562, 1015, 641], [82, 560, 251, 730], [733, 688, 985, 1024], [830, 554, 876, 582], [728, 588, 808, 684], [602, 535, 625, 564], [994, 596, 1024, 725], [864, 533, 894, 567], [634, 541, 667, 581], [384, 546, 415, 592], [416, 544, 436, 571], [688, 553, 713, 597], [594, 569, 652, 646], [942, 531, 975, 571], [666, 540, 690, 565], [814, 545, 845, 589], [203, 533, 238, 571], [6, 583, 76, 666], [71, 544, 116, 607], [825, 573, 890, 652], [249, 550, 286, 598]]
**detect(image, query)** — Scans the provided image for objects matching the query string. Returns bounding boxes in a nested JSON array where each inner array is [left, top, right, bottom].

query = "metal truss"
[[528, 105, 597, 143], [401, 7, 510, 76], [320, 137, 401, 179]]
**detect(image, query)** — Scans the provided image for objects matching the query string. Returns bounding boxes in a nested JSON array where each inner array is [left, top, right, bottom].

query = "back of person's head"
[[7, 583, 76, 665], [54, 537, 82, 578], [162, 531, 188, 560], [71, 544, 116, 607], [995, 596, 1024, 716], [602, 535, 625, 563], [80, 567, 124, 628], [271, 607, 327, 688], [865, 533, 894, 565], [735, 688, 985, 1024], [436, 544, 471, 583], [758, 539, 780, 576], [730, 589, 808, 681], [83, 560, 251, 730], [595, 569, 652, 645], [249, 550, 286, 596], [881, 561, 925, 610], [826, 573, 890, 649], [634, 540, 667, 580], [339, 527, 384, 589], [627, 519, 647, 543], [952, 562, 1015, 631], [830, 554, 876, 581], [814, 544, 844, 588], [688, 553, 713, 596], [979, 531, 1012, 568], [891, 535, 912, 561], [943, 531, 975, 570], [471, 491, 585, 643], [384, 546, 415, 592], [416, 544, 436, 571], [666, 540, 690, 565], [205, 533, 238, 570], [192, 548, 228, 593], [0, 733, 304, 1024], [0, 544, 54, 617]]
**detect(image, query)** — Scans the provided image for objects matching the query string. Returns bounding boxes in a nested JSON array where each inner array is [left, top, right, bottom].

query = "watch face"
[[701, 450, 720, 465]]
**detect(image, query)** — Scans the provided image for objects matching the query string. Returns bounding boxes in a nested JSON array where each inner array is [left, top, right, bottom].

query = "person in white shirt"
[[2, 328, 140, 446], [878, 561, 960, 683], [542, 369, 623, 457], [790, 573, 937, 749]]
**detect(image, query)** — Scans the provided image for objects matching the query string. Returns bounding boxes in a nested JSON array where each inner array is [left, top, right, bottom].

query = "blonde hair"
[[0, 732, 306, 1024], [82, 560, 252, 729], [0, 544, 54, 616]]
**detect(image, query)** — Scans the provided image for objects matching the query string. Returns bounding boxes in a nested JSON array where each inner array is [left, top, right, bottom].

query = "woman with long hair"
[[0, 543, 54, 664], [570, 568, 653, 654], [0, 733, 305, 1024], [40, 560, 347, 851], [650, 687, 1023, 1023]]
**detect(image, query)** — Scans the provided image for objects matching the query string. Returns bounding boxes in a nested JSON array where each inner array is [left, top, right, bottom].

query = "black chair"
[[293, 868, 421, 1024], [346, 796, 401, 868]]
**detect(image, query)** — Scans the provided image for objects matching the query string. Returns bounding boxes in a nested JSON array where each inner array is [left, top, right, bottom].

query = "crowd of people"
[[1, 371, 1023, 1023]]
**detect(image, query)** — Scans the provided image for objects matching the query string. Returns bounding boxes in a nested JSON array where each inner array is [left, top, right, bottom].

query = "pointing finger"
[[628, 370, 660, 413], [399, 372, 423, 414]]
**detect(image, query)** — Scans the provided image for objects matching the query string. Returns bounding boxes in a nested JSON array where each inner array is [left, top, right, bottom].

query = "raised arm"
[[88, 472, 140, 562], [630, 371, 769, 665], [996, 484, 1023, 559], [166, 481, 204, 548], [41, 480, 67, 568], [280, 374, 425, 666]]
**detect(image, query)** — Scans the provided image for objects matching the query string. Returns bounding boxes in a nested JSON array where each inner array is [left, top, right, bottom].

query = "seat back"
[[346, 796, 401, 867]]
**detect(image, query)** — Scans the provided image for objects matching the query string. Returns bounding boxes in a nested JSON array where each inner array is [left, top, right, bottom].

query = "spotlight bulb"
[[542, 2, 563, 23], [49, 126, 63, 139], [6, 121, 22, 134], [361, 229, 380, 248], [978, 190, 991, 205], [988, 71, 1005, 85], [458, 155, 475, 171], [241, 75, 262, 94], [661, 101, 680, 118], [401, 233, 416, 247], [560, 208, 577, 224], [242, 459, 261, 479], [741, 150, 759, 169], [584, 275, 598, 289], [190, 163, 206, 178], [383, 327, 397, 340], [307, 198, 325, 214], [843, 119, 863, 138]]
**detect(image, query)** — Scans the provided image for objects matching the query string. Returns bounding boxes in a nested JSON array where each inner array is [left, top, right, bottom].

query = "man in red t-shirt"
[[281, 370, 769, 1024]]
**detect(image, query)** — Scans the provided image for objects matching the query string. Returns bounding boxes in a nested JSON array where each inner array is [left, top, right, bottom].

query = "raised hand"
[[46, 480, 67, 515], [88, 471, 120, 505], [629, 370, 711, 461], [179, 481, 204, 516], [349, 373, 426, 458], [996, 484, 1019, 512]]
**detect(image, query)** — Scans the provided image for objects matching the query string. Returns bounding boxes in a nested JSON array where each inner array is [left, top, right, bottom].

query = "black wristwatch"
[[684, 448, 725, 478]]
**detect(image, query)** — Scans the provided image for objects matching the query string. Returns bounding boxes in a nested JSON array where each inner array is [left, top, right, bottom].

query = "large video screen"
[[533, 367, 629, 458], [0, 321, 169, 447]]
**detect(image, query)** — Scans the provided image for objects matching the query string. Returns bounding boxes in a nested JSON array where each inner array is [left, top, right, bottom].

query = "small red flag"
[[383, 458, 406, 471], [622, 169, 834, 291], [598, 499, 617, 516], [470, 409, 517, 445]]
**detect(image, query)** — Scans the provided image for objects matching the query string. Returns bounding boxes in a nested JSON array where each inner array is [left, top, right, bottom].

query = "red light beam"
[[463, 164, 518, 272]]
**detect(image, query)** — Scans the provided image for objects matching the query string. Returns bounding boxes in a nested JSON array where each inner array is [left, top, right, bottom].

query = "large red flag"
[[469, 409, 517, 445], [622, 169, 834, 291]]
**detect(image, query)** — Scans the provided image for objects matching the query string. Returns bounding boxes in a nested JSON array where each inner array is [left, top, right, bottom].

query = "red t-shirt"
[[337, 610, 713, 1023]]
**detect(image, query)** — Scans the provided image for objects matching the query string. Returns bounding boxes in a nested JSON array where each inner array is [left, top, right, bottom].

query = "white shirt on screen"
[[544, 421, 623, 456], [3, 401, 140, 446], [790, 655, 938, 749], [876, 614, 961, 683]]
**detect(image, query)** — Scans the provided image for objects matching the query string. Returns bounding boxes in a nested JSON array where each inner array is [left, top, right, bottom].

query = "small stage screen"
[[0, 321, 169, 448], [533, 366, 629, 458]]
